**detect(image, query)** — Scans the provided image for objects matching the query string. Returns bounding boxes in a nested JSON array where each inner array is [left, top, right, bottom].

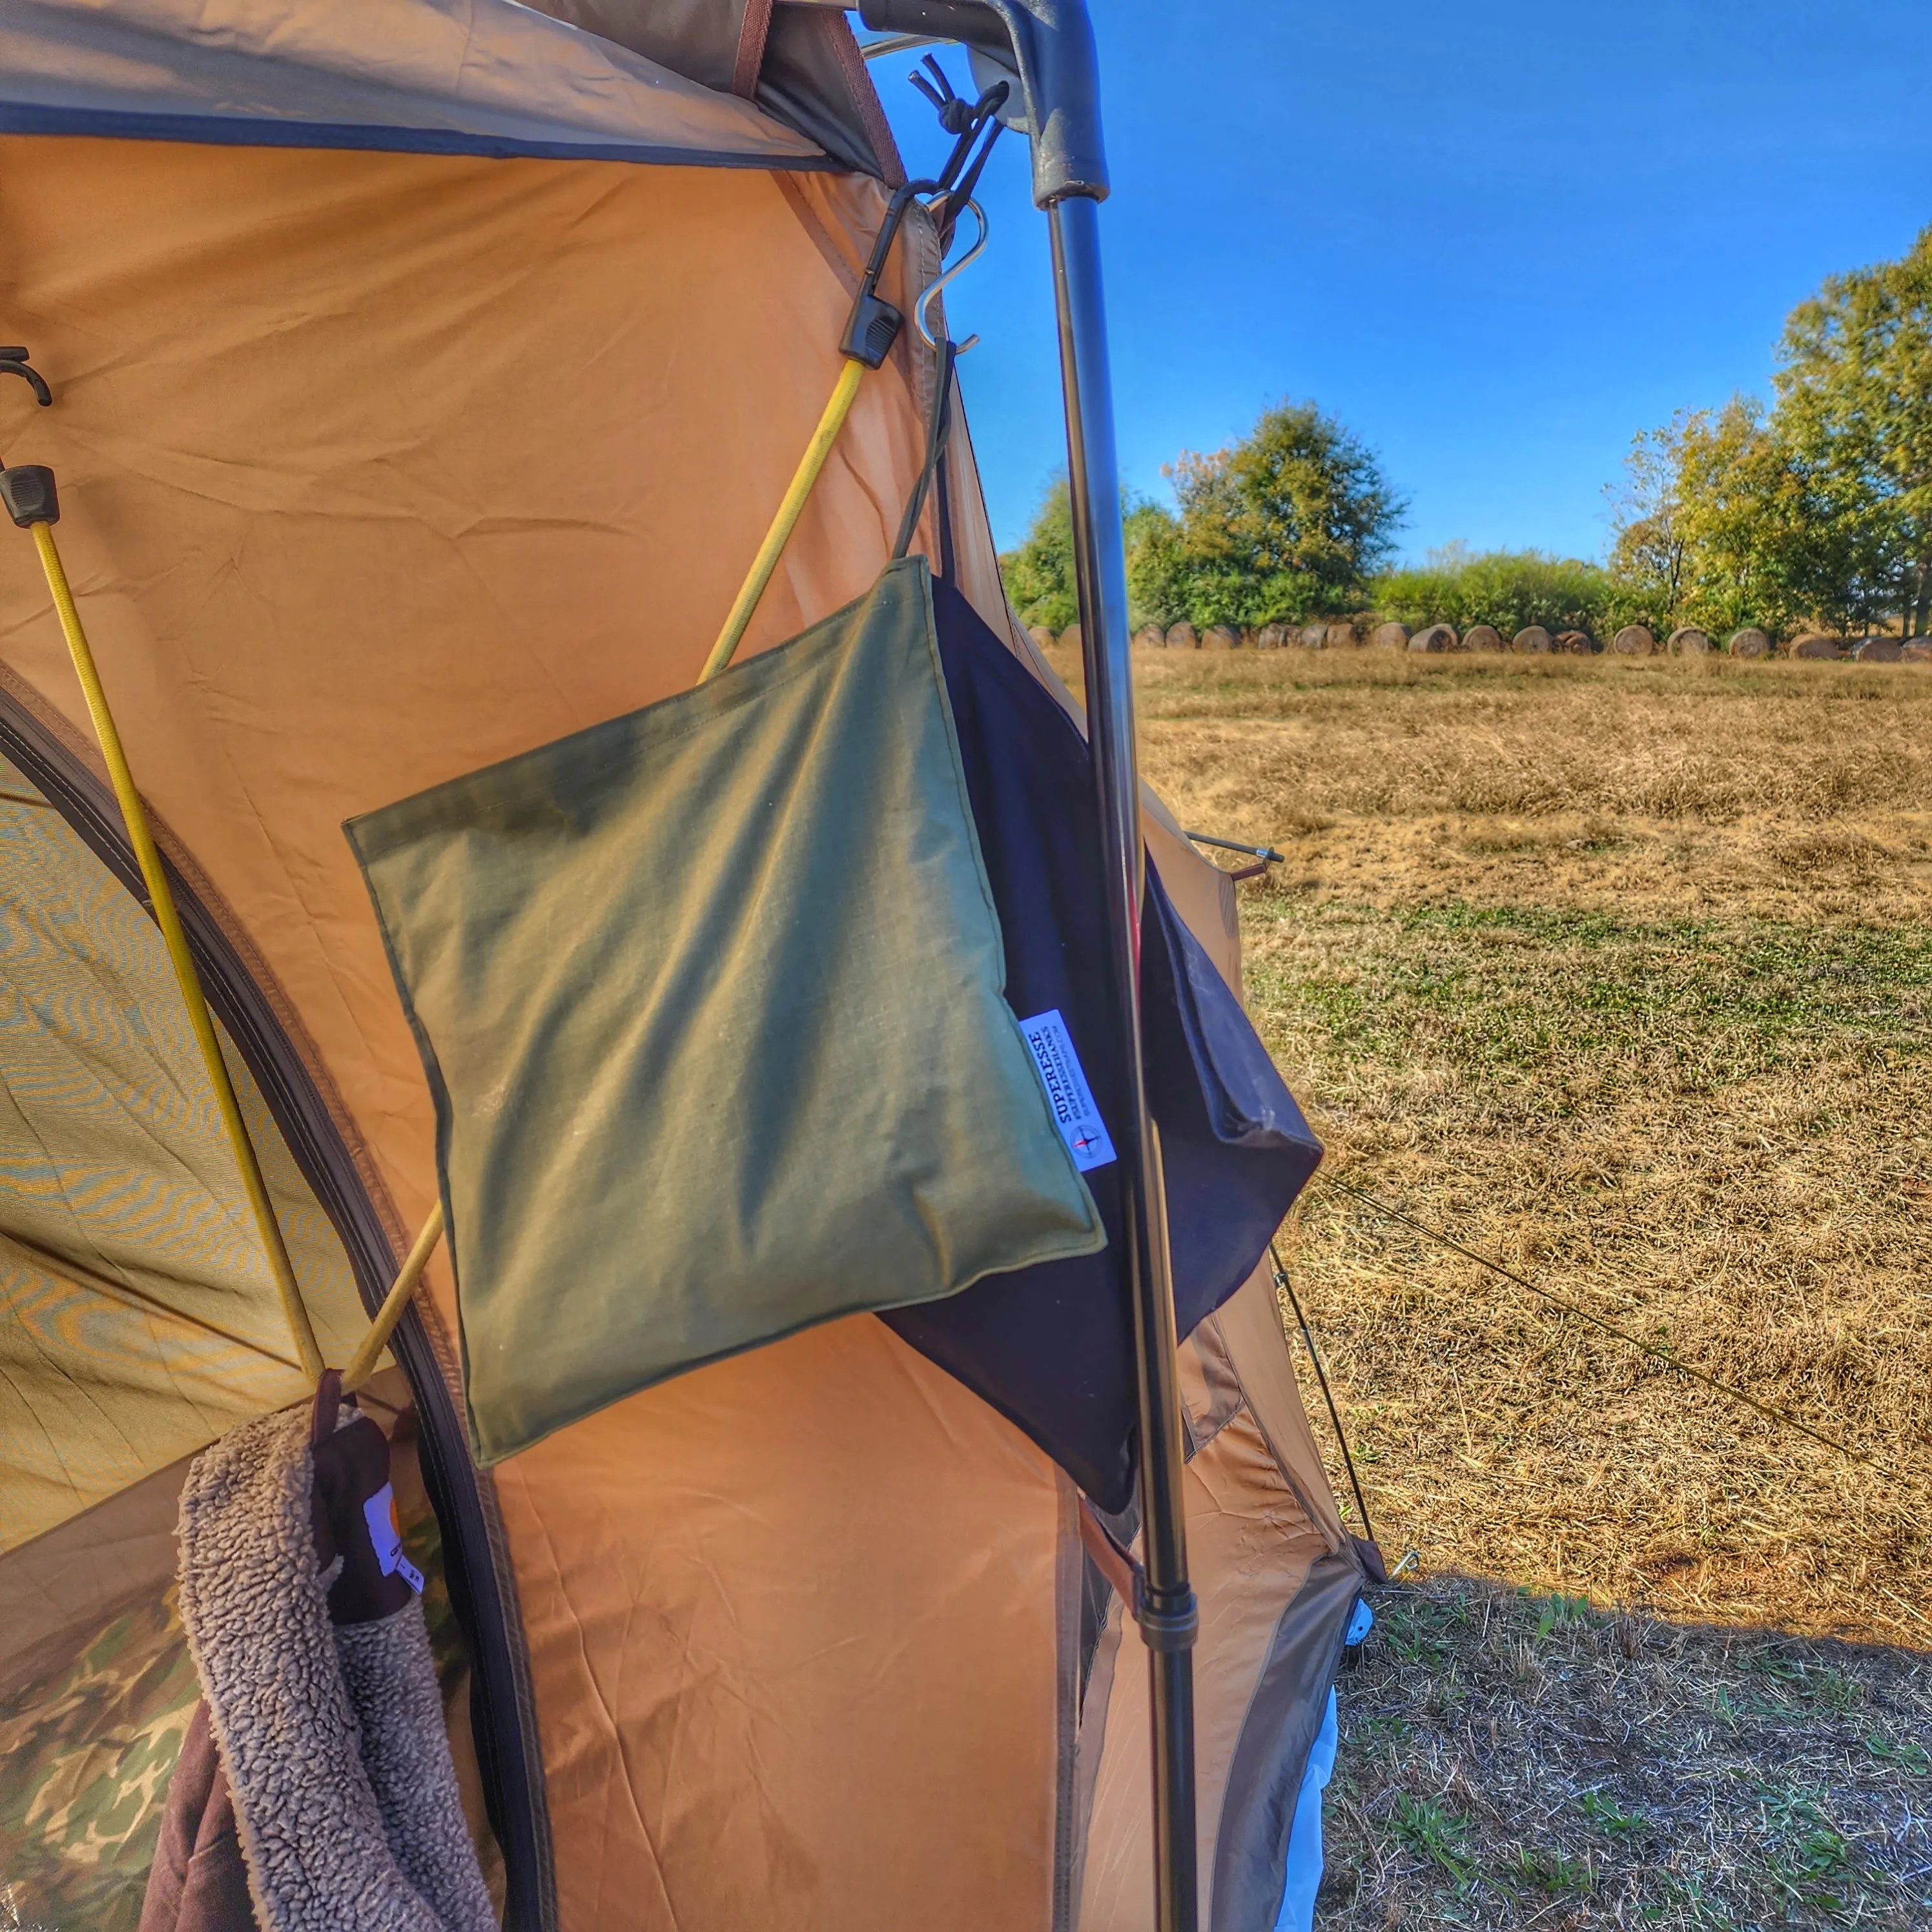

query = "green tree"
[[999, 477, 1186, 634], [1603, 424, 1690, 628], [1605, 228, 1932, 640], [1607, 402, 1897, 637], [1776, 223, 1932, 635], [1000, 477, 1078, 633], [1161, 401, 1406, 626]]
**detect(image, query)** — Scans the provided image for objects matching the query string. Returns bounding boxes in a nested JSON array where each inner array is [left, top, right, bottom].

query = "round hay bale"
[[1165, 622, 1199, 650], [1612, 624, 1658, 655], [1555, 630, 1598, 654], [1324, 621, 1360, 650], [1463, 624, 1505, 653], [1853, 636, 1903, 662], [1027, 626, 1058, 653], [1791, 634, 1845, 661], [1368, 621, 1411, 650], [1133, 623, 1166, 650], [1202, 624, 1238, 651], [1901, 637, 1932, 662], [1726, 627, 1771, 659], [1060, 622, 1082, 653], [1292, 622, 1325, 650], [1666, 626, 1714, 655], [1255, 623, 1288, 650], [1512, 625, 1553, 653], [1408, 623, 1458, 653]]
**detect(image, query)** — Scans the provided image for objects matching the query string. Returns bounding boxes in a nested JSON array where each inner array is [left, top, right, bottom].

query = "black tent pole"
[[854, 5, 1201, 1925], [1048, 187, 1201, 1932]]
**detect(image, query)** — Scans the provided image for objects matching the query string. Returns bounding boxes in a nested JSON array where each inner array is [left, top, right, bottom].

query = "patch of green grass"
[[1654, 1875, 1748, 1929], [1245, 896, 1932, 1093], [1862, 1733, 1932, 1774], [1390, 1793, 1477, 1884], [1376, 1596, 1469, 1669], [1325, 1578, 1932, 1929], [1577, 1789, 1646, 1838], [1501, 1845, 1594, 1895], [1734, 1649, 1864, 1714], [1520, 1588, 1593, 1641], [1763, 1812, 1858, 1911]]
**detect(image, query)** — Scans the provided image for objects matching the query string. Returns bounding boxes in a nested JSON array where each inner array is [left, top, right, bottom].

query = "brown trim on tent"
[[757, 5, 905, 183], [0, 675, 555, 1932], [734, 0, 776, 98], [1208, 1550, 1362, 1932], [1069, 1587, 1124, 1915], [820, 6, 906, 185], [1052, 1475, 1085, 1932]]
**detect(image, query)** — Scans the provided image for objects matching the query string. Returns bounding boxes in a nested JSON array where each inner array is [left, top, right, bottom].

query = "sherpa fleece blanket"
[[170, 1404, 496, 1932]]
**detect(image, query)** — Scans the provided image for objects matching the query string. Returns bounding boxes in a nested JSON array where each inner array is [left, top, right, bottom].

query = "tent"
[[0, 3, 1375, 1927]]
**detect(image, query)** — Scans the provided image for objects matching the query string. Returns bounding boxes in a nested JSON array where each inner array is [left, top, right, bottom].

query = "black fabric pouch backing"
[[882, 581, 1323, 1511]]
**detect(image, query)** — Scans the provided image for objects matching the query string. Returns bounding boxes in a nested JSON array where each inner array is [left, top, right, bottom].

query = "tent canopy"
[[0, 5, 1367, 1929], [1, 0, 894, 170]]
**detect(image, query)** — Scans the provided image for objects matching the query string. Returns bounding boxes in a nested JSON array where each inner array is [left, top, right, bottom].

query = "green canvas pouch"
[[347, 559, 1103, 1462]]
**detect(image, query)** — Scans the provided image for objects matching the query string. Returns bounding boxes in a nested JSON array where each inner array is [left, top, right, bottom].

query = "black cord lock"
[[838, 68, 1009, 370], [0, 349, 59, 528], [1, 465, 59, 528]]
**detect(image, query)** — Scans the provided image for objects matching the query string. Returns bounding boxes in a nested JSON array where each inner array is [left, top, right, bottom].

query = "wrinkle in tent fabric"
[[349, 559, 1105, 1463]]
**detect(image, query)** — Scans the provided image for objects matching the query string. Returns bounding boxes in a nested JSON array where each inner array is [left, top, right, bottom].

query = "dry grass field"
[[1047, 642, 1932, 1926]]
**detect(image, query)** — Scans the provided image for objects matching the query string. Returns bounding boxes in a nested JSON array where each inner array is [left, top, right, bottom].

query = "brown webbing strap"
[[1076, 1497, 1145, 1614]]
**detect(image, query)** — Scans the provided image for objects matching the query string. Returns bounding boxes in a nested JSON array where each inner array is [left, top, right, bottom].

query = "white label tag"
[[362, 1483, 425, 1594], [1018, 1009, 1117, 1173]]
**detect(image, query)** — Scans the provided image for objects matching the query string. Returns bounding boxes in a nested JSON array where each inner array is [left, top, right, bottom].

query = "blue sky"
[[866, 1, 1932, 563]]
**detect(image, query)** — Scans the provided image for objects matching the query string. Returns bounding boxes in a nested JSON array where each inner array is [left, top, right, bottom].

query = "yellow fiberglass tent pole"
[[1, 454, 327, 1382]]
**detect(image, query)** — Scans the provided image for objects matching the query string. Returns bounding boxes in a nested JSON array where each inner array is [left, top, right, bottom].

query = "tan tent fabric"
[[0, 756, 367, 1552], [491, 1318, 1071, 1929], [0, 136, 938, 1223], [0, 53, 1361, 1926], [0, 131, 1078, 1927]]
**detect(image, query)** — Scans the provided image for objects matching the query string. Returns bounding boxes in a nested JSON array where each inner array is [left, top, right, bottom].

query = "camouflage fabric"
[[0, 1588, 196, 1932], [0, 1470, 473, 1932]]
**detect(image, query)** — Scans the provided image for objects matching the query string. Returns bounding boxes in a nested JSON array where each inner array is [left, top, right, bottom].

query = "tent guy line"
[[1316, 1175, 1915, 1499], [1270, 1240, 1377, 1547]]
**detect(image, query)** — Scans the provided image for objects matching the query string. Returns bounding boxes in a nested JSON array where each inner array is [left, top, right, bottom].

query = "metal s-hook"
[[914, 199, 989, 353]]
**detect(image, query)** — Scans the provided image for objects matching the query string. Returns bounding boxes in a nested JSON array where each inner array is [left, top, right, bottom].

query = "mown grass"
[[1325, 1577, 1932, 1929], [1049, 641, 1932, 1922]]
